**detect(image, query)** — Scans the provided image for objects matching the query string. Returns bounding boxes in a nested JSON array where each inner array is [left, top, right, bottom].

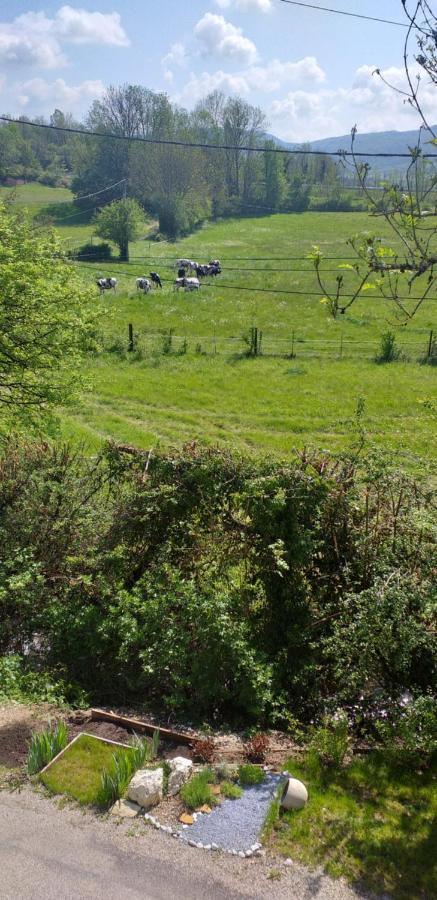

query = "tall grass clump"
[[130, 734, 152, 769], [180, 767, 216, 810], [97, 749, 134, 808], [27, 721, 68, 775]]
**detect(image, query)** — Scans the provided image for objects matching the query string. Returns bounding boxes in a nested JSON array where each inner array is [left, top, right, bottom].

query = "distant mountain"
[[268, 127, 437, 175]]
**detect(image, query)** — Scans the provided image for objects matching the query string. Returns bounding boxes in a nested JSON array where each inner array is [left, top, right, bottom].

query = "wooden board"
[[90, 709, 195, 745]]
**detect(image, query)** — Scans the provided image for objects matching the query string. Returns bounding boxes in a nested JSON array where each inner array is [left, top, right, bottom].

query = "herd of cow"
[[96, 258, 221, 295]]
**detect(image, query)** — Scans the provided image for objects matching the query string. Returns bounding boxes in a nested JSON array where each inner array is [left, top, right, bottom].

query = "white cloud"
[[0, 6, 129, 70], [215, 0, 273, 11], [194, 13, 258, 65], [16, 77, 105, 112], [54, 6, 129, 46], [269, 64, 437, 141], [176, 56, 325, 104]]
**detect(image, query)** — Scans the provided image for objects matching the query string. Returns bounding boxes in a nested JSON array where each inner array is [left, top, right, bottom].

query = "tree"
[[0, 202, 98, 430], [313, 1, 437, 321], [264, 141, 287, 211], [94, 198, 144, 261]]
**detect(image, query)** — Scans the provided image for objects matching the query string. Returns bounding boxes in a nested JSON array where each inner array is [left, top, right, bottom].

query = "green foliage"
[[306, 712, 349, 772], [238, 764, 265, 785], [151, 729, 160, 759], [70, 242, 113, 262], [375, 695, 437, 766], [96, 749, 134, 809], [180, 767, 217, 810], [220, 780, 242, 799], [130, 735, 153, 770], [94, 199, 144, 261], [0, 202, 99, 429], [0, 655, 85, 706], [40, 733, 134, 805], [27, 721, 68, 775], [375, 331, 402, 363]]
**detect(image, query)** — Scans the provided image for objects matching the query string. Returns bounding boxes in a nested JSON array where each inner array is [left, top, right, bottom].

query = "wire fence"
[[111, 325, 436, 363]]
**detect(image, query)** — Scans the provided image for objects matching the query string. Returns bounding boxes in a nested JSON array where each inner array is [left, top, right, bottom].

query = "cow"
[[175, 259, 197, 274], [173, 277, 200, 292], [207, 263, 221, 276], [96, 277, 117, 294], [136, 277, 151, 293], [150, 272, 162, 288], [178, 267, 186, 279], [209, 259, 221, 268]]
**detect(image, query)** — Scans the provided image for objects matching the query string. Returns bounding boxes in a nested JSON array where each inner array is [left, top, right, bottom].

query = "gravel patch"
[[180, 774, 283, 852]]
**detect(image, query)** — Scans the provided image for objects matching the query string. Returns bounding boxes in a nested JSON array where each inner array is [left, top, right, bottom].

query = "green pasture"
[[0, 182, 73, 217], [5, 186, 436, 463]]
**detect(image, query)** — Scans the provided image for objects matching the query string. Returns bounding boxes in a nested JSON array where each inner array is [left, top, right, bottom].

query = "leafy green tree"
[[0, 202, 98, 430], [264, 141, 287, 211], [94, 198, 144, 260]]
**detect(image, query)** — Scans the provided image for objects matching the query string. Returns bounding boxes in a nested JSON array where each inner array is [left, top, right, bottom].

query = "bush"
[[27, 721, 68, 775], [375, 331, 402, 363], [220, 781, 242, 799], [180, 768, 217, 810], [244, 733, 269, 762], [306, 712, 349, 771], [191, 738, 215, 763], [375, 694, 437, 766], [69, 242, 113, 262], [238, 764, 265, 785]]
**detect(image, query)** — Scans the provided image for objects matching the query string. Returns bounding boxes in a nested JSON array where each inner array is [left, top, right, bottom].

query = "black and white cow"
[[174, 277, 200, 292], [150, 272, 162, 288], [96, 277, 117, 294], [136, 277, 151, 293]]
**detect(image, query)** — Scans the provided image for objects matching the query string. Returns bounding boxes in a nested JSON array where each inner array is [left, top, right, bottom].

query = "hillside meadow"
[[4, 185, 436, 465]]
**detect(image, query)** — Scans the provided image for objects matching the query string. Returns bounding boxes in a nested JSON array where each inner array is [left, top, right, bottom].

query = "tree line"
[[0, 86, 360, 237]]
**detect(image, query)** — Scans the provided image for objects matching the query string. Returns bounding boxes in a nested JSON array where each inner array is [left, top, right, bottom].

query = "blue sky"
[[1, 1, 435, 141]]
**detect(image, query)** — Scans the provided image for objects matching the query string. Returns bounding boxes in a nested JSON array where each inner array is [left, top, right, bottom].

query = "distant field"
[[0, 182, 73, 217], [6, 186, 437, 466]]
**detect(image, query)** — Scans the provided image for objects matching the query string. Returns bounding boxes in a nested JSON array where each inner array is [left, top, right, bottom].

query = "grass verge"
[[266, 752, 437, 899]]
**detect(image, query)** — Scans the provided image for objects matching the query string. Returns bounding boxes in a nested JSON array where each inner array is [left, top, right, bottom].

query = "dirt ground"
[[0, 703, 299, 771]]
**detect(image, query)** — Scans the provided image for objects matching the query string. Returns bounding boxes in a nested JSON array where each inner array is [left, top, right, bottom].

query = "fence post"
[[258, 330, 263, 355], [339, 335, 343, 359], [128, 323, 134, 353], [427, 329, 434, 359], [291, 329, 296, 359]]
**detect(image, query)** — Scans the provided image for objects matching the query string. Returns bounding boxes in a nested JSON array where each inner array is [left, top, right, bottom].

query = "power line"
[[2, 115, 435, 160], [277, 0, 408, 28], [70, 261, 436, 301]]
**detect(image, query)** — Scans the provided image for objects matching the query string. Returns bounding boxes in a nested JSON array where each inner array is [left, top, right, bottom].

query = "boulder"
[[109, 798, 141, 818], [127, 767, 163, 809], [167, 756, 193, 796]]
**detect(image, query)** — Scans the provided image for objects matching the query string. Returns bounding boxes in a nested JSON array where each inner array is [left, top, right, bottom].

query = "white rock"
[[109, 799, 141, 818], [167, 756, 193, 796], [238, 851, 246, 858], [211, 843, 219, 851], [251, 843, 261, 852], [280, 777, 308, 811], [188, 839, 197, 847], [284, 858, 293, 867], [127, 768, 163, 809], [245, 850, 253, 858], [196, 842, 204, 849], [204, 844, 212, 851]]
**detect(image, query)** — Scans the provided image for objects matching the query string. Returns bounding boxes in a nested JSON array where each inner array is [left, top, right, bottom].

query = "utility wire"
[[277, 0, 408, 27], [2, 115, 435, 159], [70, 261, 436, 301]]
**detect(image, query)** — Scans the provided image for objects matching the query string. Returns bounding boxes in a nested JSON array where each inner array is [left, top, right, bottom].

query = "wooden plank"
[[90, 709, 195, 745]]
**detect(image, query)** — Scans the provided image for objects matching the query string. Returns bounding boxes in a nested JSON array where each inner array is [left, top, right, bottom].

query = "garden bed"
[[40, 733, 134, 805]]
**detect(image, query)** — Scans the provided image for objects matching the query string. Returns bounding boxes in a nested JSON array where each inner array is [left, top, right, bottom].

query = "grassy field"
[[40, 734, 133, 805], [6, 185, 437, 464], [267, 753, 437, 900]]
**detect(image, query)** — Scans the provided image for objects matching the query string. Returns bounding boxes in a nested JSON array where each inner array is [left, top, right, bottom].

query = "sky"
[[1, 1, 436, 142]]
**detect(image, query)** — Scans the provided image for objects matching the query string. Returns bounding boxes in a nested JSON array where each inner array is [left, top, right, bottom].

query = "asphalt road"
[[0, 788, 365, 900]]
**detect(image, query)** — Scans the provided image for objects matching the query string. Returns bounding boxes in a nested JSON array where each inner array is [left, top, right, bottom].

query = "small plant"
[[162, 760, 171, 796], [306, 711, 349, 771], [180, 768, 217, 810], [375, 330, 402, 363], [216, 762, 239, 782], [220, 781, 242, 799], [238, 764, 265, 786], [97, 749, 134, 808], [244, 733, 269, 763], [130, 735, 152, 770], [162, 329, 173, 355], [191, 737, 215, 763], [27, 721, 68, 775], [151, 728, 160, 759]]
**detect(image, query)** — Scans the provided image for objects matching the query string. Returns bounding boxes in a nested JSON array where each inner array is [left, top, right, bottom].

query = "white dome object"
[[280, 777, 308, 810]]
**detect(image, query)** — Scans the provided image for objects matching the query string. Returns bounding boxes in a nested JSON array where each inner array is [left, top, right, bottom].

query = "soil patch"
[[0, 704, 58, 767]]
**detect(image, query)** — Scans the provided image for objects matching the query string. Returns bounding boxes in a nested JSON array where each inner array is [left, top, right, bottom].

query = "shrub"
[[180, 768, 216, 810], [244, 733, 270, 763], [220, 781, 242, 799], [375, 694, 437, 766], [191, 738, 215, 763], [130, 735, 152, 769], [27, 721, 68, 775], [238, 764, 265, 786], [306, 712, 349, 771], [69, 242, 113, 262], [375, 331, 402, 363]]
